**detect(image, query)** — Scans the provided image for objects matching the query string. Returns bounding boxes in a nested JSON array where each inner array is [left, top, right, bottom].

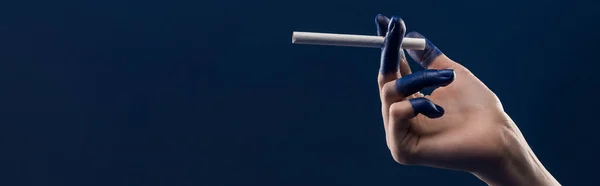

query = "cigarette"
[[291, 31, 426, 50]]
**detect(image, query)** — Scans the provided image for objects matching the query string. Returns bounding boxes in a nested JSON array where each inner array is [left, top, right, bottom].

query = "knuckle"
[[389, 102, 411, 120], [381, 81, 398, 101], [377, 75, 386, 87], [388, 102, 401, 118]]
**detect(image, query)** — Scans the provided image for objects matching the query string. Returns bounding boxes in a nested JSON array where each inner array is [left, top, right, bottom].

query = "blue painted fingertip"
[[405, 32, 443, 68], [387, 16, 401, 44], [436, 69, 455, 87], [375, 14, 390, 36], [379, 16, 405, 75], [409, 97, 445, 118], [395, 69, 455, 97]]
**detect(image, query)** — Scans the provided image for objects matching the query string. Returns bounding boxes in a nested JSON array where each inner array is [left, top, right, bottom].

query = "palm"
[[401, 62, 509, 172]]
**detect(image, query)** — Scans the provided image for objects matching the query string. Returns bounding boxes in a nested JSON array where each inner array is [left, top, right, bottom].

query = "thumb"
[[405, 32, 455, 70]]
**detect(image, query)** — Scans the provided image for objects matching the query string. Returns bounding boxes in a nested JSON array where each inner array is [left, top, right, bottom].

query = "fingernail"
[[409, 98, 445, 118], [435, 69, 455, 87], [387, 17, 398, 33], [434, 105, 445, 115], [438, 69, 455, 79]]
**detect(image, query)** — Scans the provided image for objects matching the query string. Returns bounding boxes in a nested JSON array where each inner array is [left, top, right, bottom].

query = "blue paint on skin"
[[405, 32, 443, 68], [409, 97, 445, 118], [395, 69, 454, 97], [375, 14, 390, 37], [379, 16, 406, 75]]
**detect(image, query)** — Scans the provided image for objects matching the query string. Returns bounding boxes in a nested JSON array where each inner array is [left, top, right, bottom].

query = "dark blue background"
[[0, 0, 598, 185]]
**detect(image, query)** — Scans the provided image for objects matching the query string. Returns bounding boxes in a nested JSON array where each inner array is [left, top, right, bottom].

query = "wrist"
[[473, 126, 559, 186]]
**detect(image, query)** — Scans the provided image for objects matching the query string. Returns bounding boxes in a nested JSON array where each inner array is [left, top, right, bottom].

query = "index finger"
[[378, 16, 407, 87]]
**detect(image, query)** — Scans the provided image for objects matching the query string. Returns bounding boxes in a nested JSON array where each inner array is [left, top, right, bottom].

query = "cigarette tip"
[[291, 32, 297, 43]]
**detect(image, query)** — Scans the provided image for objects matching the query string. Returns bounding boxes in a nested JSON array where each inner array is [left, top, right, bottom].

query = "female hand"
[[375, 14, 559, 186]]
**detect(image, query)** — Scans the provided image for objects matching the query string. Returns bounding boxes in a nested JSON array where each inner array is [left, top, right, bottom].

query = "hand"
[[375, 14, 560, 186]]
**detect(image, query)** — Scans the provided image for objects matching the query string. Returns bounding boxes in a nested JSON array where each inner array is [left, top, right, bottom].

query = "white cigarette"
[[291, 31, 426, 50]]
